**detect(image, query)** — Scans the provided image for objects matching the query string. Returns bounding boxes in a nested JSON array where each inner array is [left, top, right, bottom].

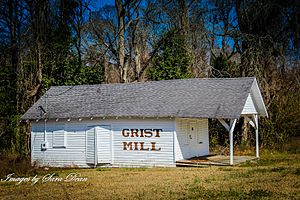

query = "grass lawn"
[[0, 151, 299, 200]]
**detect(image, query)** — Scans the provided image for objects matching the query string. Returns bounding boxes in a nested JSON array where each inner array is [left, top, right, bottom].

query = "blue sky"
[[98, 0, 114, 7]]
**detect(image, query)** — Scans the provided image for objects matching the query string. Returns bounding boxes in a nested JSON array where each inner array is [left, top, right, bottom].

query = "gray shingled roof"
[[22, 77, 256, 120]]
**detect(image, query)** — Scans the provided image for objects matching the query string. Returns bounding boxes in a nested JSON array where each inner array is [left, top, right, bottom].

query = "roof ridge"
[[48, 77, 256, 89]]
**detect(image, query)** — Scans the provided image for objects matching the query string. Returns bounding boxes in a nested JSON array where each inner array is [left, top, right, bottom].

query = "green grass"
[[0, 150, 299, 199]]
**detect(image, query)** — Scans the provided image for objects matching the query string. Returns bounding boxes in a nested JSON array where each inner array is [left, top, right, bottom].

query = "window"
[[53, 124, 66, 148]]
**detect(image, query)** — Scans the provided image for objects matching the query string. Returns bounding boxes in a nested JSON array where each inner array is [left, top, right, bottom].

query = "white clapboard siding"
[[241, 93, 258, 114], [96, 125, 111, 163], [31, 118, 176, 168], [32, 118, 209, 167], [86, 126, 96, 165], [31, 124, 44, 164], [174, 118, 209, 161], [111, 119, 174, 166], [53, 123, 66, 147], [31, 121, 88, 167]]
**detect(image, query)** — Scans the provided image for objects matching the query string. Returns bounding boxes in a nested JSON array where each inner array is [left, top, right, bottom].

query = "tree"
[[0, 0, 104, 155], [148, 34, 192, 80], [234, 0, 300, 147]]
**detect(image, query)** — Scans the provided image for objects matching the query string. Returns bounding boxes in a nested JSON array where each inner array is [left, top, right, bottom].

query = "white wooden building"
[[22, 78, 268, 167]]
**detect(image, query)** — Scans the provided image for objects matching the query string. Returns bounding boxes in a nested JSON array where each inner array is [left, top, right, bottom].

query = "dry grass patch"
[[0, 151, 299, 200]]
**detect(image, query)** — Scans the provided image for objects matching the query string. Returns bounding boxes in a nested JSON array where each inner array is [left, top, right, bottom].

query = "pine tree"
[[148, 34, 192, 80]]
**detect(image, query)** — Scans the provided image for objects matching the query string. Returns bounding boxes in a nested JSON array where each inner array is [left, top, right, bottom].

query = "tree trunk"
[[9, 0, 22, 113], [116, 0, 126, 83], [241, 118, 250, 147], [27, 0, 49, 98], [134, 43, 141, 81], [178, 0, 189, 37]]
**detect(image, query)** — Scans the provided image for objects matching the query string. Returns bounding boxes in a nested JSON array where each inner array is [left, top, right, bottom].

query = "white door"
[[86, 126, 97, 165], [96, 125, 111, 163], [188, 122, 197, 144]]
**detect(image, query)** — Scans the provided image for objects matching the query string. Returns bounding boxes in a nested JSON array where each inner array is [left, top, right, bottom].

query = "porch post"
[[229, 119, 237, 165], [254, 114, 259, 158]]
